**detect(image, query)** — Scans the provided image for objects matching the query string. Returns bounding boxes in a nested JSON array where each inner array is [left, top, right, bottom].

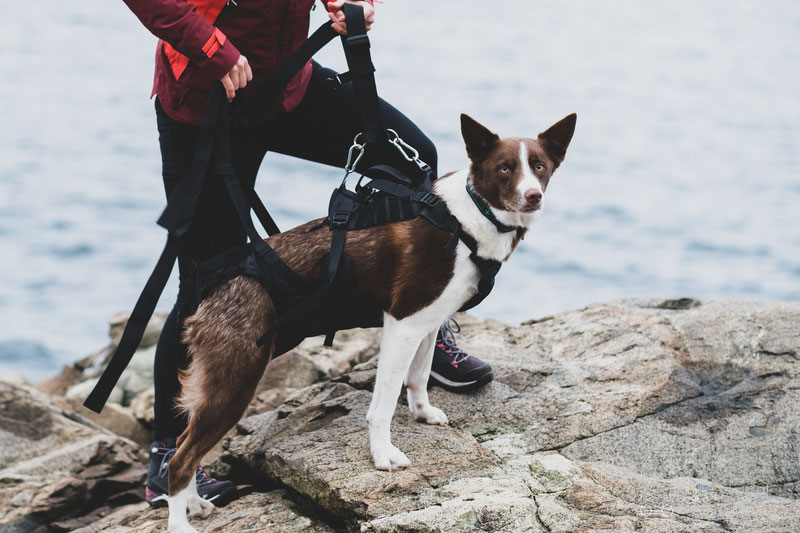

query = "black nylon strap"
[[214, 91, 274, 257], [341, 4, 386, 144], [255, 228, 347, 348], [157, 84, 226, 237], [84, 235, 180, 413], [233, 21, 339, 123]]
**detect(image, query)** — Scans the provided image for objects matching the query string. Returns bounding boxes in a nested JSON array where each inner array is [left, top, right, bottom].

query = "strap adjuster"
[[330, 212, 350, 227], [420, 192, 439, 207], [346, 34, 370, 49]]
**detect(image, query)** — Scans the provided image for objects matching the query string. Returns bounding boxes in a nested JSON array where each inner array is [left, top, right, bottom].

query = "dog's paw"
[[372, 444, 411, 471], [187, 495, 215, 518], [410, 403, 449, 426]]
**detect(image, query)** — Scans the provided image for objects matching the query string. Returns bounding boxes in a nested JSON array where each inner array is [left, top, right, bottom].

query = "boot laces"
[[438, 317, 470, 366]]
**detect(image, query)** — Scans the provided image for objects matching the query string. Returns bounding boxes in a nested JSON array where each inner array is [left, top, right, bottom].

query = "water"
[[1, 1, 799, 382]]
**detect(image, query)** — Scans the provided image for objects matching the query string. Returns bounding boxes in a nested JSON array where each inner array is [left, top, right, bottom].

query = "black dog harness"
[[84, 5, 502, 414]]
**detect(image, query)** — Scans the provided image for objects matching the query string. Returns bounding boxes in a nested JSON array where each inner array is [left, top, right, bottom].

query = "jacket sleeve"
[[122, 0, 239, 80]]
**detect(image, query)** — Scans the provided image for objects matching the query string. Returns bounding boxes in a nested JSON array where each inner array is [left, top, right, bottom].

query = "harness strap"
[[157, 84, 226, 238], [255, 227, 347, 348], [341, 4, 386, 145], [232, 21, 339, 125], [456, 230, 502, 312], [83, 235, 180, 413]]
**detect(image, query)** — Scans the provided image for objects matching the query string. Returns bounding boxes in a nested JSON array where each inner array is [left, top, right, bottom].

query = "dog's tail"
[[168, 276, 276, 494]]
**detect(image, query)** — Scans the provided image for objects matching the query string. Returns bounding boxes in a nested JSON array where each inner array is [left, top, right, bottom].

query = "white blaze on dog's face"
[[460, 113, 577, 213]]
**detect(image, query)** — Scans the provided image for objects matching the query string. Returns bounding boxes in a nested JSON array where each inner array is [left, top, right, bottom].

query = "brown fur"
[[167, 215, 455, 495]]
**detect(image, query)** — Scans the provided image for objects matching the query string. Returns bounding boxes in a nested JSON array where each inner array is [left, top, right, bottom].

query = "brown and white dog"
[[166, 113, 576, 533]]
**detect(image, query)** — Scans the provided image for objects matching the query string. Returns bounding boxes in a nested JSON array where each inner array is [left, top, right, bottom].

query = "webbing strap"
[[157, 84, 226, 237], [214, 93, 273, 256], [83, 235, 179, 413], [341, 4, 386, 144], [255, 228, 347, 348], [233, 21, 339, 124]]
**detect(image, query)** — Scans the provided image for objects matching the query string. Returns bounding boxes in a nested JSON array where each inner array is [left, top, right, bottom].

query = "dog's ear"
[[538, 113, 577, 166], [461, 114, 500, 160]]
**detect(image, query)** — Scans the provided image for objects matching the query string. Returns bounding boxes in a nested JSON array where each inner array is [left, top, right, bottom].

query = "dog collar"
[[465, 181, 523, 234]]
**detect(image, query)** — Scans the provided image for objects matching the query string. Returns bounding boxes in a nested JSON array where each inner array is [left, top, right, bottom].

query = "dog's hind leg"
[[166, 277, 275, 533], [404, 329, 448, 426], [367, 313, 429, 471]]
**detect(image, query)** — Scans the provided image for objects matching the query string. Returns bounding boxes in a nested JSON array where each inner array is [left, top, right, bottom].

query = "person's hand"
[[220, 55, 253, 102], [327, 0, 375, 36]]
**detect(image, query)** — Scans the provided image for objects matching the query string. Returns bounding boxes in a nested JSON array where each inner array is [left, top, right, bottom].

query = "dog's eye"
[[498, 165, 511, 175], [534, 162, 546, 172]]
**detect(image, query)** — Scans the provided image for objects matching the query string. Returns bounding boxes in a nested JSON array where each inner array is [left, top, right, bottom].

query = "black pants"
[[152, 62, 438, 440]]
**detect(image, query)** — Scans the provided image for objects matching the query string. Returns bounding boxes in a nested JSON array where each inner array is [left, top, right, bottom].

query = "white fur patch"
[[434, 169, 535, 261], [517, 141, 543, 199]]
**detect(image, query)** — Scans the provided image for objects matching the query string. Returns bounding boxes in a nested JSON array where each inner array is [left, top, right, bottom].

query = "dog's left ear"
[[538, 113, 577, 166]]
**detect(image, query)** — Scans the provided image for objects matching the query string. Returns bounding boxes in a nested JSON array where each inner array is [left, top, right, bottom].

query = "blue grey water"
[[1, 1, 799, 382]]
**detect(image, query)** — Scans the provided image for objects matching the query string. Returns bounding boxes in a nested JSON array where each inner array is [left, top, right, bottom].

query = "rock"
[[213, 299, 800, 532], [67, 490, 337, 533], [65, 345, 156, 407], [55, 396, 152, 447], [7, 299, 800, 532], [0, 382, 146, 532], [0, 371, 28, 386], [36, 364, 84, 396], [129, 386, 155, 430]]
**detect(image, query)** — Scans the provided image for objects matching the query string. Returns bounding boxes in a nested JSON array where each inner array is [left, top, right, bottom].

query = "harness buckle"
[[346, 34, 370, 49], [330, 212, 350, 228], [420, 192, 439, 208]]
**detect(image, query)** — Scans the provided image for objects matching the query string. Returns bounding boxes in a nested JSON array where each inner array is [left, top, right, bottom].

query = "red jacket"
[[123, 0, 366, 125]]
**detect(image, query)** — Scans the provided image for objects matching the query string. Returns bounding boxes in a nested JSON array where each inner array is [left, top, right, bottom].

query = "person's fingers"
[[327, 0, 345, 11], [329, 11, 346, 35], [237, 62, 247, 88], [221, 74, 235, 101], [243, 58, 253, 82]]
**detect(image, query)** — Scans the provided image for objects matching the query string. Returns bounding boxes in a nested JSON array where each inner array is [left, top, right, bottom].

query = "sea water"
[[1, 0, 798, 381]]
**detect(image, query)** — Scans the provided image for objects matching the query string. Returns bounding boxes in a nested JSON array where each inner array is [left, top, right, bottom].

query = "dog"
[[165, 113, 576, 532]]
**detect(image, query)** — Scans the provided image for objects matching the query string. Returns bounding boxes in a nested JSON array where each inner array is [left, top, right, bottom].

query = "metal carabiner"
[[342, 133, 366, 186], [386, 129, 429, 171]]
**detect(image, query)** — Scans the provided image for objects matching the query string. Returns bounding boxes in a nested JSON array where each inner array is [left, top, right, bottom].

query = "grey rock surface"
[[0, 382, 146, 532], [5, 299, 800, 532], [216, 299, 800, 532]]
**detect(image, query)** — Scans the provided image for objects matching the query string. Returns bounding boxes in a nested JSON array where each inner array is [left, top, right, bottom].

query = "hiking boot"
[[429, 318, 494, 392], [146, 439, 238, 508]]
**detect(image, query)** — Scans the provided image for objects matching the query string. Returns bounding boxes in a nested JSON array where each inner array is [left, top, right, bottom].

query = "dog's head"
[[461, 113, 576, 213]]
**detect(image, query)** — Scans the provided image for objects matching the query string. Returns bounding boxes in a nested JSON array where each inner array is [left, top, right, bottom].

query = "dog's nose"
[[525, 189, 542, 204]]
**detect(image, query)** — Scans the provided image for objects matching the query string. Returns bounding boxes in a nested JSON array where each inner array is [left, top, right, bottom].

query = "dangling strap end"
[[324, 331, 336, 347]]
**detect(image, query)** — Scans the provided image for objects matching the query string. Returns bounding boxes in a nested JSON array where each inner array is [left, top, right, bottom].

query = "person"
[[121, 0, 495, 507]]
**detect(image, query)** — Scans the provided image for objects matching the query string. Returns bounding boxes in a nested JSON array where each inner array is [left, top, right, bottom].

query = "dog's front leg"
[[405, 329, 448, 426], [167, 477, 206, 533], [367, 314, 426, 471]]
